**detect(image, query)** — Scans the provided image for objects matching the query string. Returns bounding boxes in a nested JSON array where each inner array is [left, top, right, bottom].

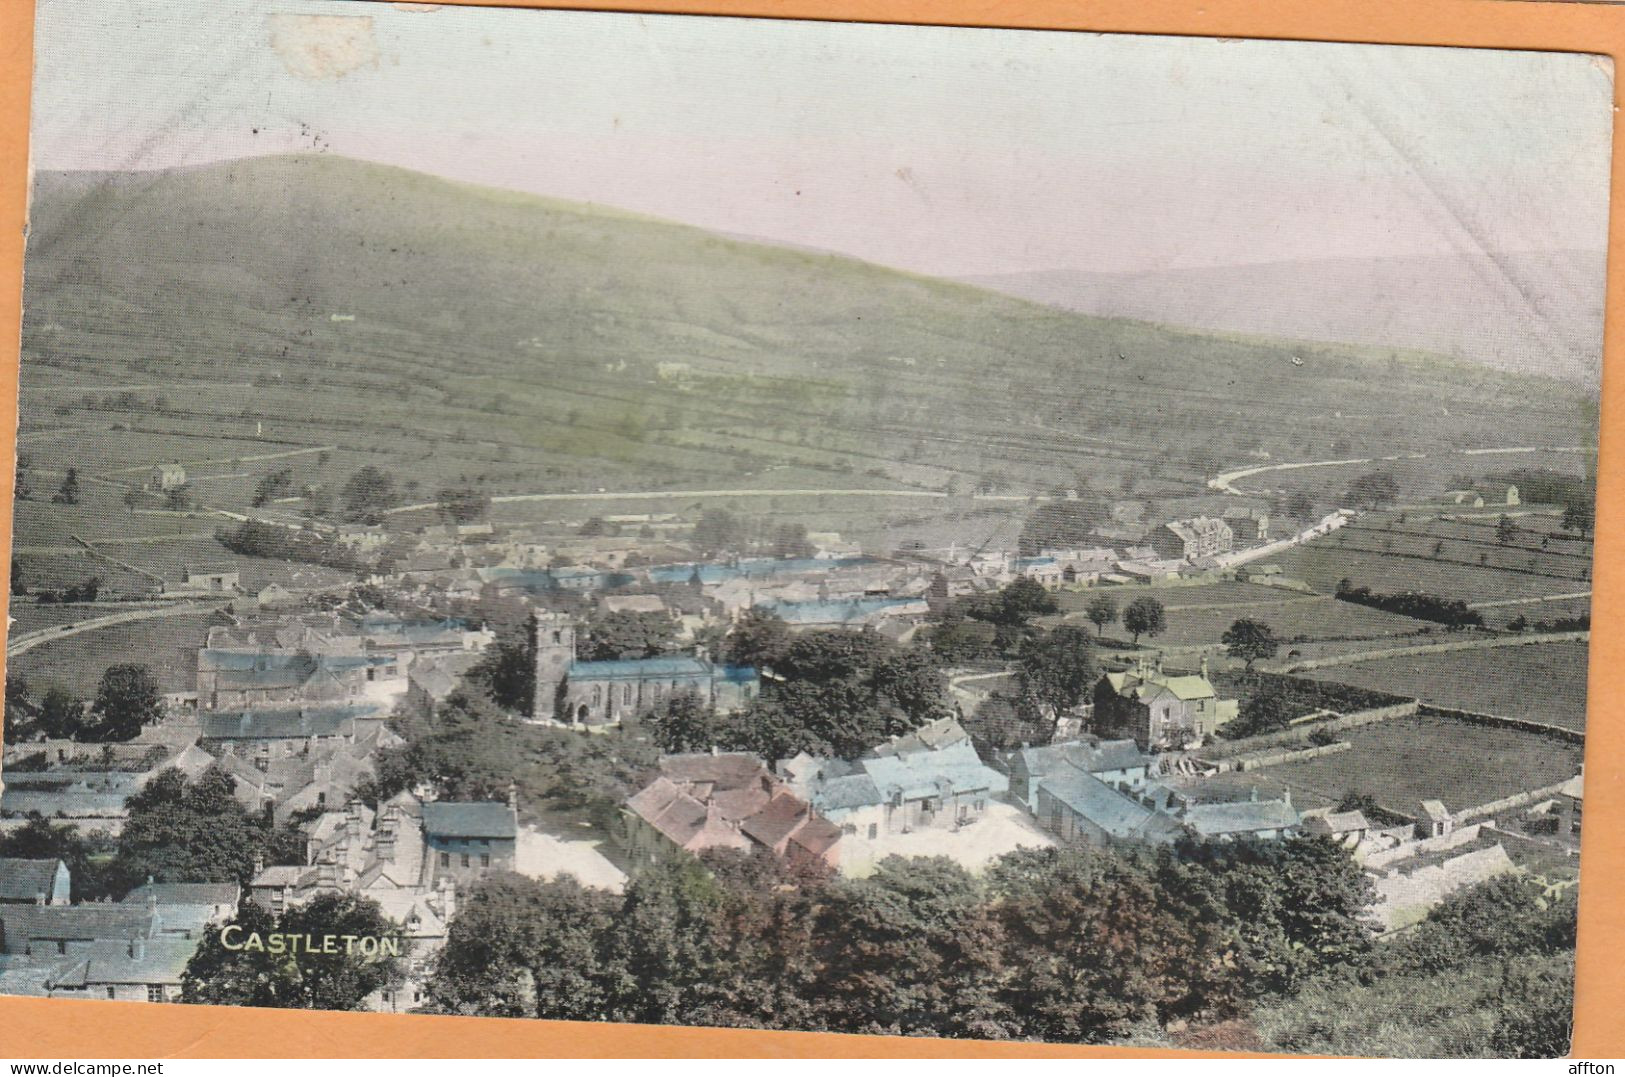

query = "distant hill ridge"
[[18, 153, 1595, 497], [960, 251, 1604, 386]]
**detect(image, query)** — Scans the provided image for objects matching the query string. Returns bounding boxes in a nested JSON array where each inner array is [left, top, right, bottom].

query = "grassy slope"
[[17, 153, 1597, 516]]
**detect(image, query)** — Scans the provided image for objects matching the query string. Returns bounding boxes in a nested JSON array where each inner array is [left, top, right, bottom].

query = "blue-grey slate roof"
[[1181, 799, 1300, 838], [421, 802, 516, 840], [200, 705, 374, 741], [1038, 769, 1169, 841], [858, 741, 1007, 801]]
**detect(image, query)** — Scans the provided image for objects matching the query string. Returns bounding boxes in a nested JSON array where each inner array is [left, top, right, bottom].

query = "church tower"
[[531, 610, 576, 722]]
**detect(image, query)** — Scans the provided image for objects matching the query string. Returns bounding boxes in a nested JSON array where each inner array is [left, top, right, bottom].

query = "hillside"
[[962, 251, 1605, 386], [17, 154, 1598, 509]]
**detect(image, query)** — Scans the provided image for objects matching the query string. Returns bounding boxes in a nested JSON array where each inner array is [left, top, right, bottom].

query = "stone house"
[[1147, 517, 1234, 562], [1093, 656, 1238, 751], [0, 859, 71, 906]]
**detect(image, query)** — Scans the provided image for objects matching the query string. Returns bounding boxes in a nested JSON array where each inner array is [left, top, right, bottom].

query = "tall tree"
[[37, 686, 86, 740], [465, 622, 535, 716], [1122, 596, 1167, 645], [89, 663, 164, 741], [722, 606, 791, 669], [182, 893, 405, 1011], [1017, 625, 1097, 727], [1085, 594, 1119, 638], [426, 873, 620, 1019], [1221, 618, 1279, 673], [118, 766, 276, 890]]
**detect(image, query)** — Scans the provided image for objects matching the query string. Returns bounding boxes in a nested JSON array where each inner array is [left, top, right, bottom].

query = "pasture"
[[1254, 713, 1584, 815], [1298, 641, 1591, 732], [9, 611, 217, 697]]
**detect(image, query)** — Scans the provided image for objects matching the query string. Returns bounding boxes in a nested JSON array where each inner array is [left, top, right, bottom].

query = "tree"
[[37, 686, 86, 740], [163, 484, 193, 511], [1561, 500, 1595, 537], [52, 467, 80, 505], [580, 610, 678, 661], [14, 451, 31, 501], [3, 675, 35, 742], [646, 691, 726, 754], [1343, 471, 1399, 511], [436, 484, 491, 524], [1221, 619, 1279, 673], [9, 556, 23, 597], [1285, 491, 1314, 519], [182, 893, 404, 1011], [809, 857, 1012, 1040], [996, 577, 1059, 625], [341, 466, 397, 524], [771, 522, 813, 559], [1019, 496, 1107, 557], [251, 468, 294, 507], [118, 766, 277, 889], [1085, 594, 1118, 638], [723, 606, 790, 669], [426, 873, 620, 1019], [1122, 596, 1166, 645], [1496, 515, 1517, 545], [89, 663, 164, 741], [1017, 625, 1097, 727], [371, 691, 527, 804], [465, 622, 535, 716], [693, 508, 742, 556], [1219, 681, 1298, 739]]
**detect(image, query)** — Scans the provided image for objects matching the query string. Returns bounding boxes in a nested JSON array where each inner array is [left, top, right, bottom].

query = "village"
[[0, 456, 1589, 1010]]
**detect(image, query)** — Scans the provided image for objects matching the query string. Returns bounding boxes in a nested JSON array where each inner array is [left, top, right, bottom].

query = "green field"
[[10, 612, 217, 697], [1273, 528, 1588, 602], [1299, 641, 1591, 731], [1253, 713, 1584, 815], [1148, 594, 1429, 649]]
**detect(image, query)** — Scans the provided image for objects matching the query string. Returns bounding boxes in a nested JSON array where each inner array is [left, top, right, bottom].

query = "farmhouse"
[[1147, 516, 1233, 562], [179, 564, 240, 593], [198, 703, 386, 761], [1093, 656, 1239, 751], [146, 463, 187, 492]]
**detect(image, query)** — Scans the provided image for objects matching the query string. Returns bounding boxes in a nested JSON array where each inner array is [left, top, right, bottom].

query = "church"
[[529, 610, 760, 728]]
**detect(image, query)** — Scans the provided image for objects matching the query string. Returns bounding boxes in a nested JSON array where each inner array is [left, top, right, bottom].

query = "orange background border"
[[2, 0, 1623, 1059]]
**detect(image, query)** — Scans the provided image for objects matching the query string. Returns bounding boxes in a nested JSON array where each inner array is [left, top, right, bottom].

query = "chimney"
[[130, 938, 145, 961], [34, 892, 45, 906], [252, 855, 265, 878], [1250, 786, 1259, 802], [1283, 788, 1292, 808], [1199, 654, 1210, 679], [506, 781, 518, 810]]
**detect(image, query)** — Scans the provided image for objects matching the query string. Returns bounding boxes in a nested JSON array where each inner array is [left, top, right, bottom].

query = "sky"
[[27, 0, 1617, 278]]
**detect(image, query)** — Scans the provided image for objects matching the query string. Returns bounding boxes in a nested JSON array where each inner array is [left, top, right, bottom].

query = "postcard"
[[0, 0, 1607, 1058]]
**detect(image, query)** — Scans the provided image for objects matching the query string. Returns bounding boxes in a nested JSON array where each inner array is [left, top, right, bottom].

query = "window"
[[624, 684, 632, 705], [106, 986, 116, 1000], [480, 854, 490, 868], [461, 853, 470, 868], [867, 823, 878, 840], [147, 985, 163, 1003], [439, 852, 450, 868], [57, 940, 68, 955]]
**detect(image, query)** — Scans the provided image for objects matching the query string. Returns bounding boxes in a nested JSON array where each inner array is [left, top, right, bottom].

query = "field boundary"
[[1454, 778, 1576, 823], [1417, 704, 1586, 745], [1278, 630, 1589, 672]]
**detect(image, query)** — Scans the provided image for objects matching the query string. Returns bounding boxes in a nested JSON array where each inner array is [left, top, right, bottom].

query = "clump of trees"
[[341, 466, 397, 525], [217, 520, 371, 573], [182, 894, 404, 1011], [251, 468, 295, 507], [414, 837, 1380, 1043], [1253, 874, 1577, 1058], [1019, 495, 1107, 556], [1333, 581, 1483, 630], [925, 577, 1060, 662], [1343, 472, 1400, 511], [647, 627, 951, 762], [436, 483, 491, 525]]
